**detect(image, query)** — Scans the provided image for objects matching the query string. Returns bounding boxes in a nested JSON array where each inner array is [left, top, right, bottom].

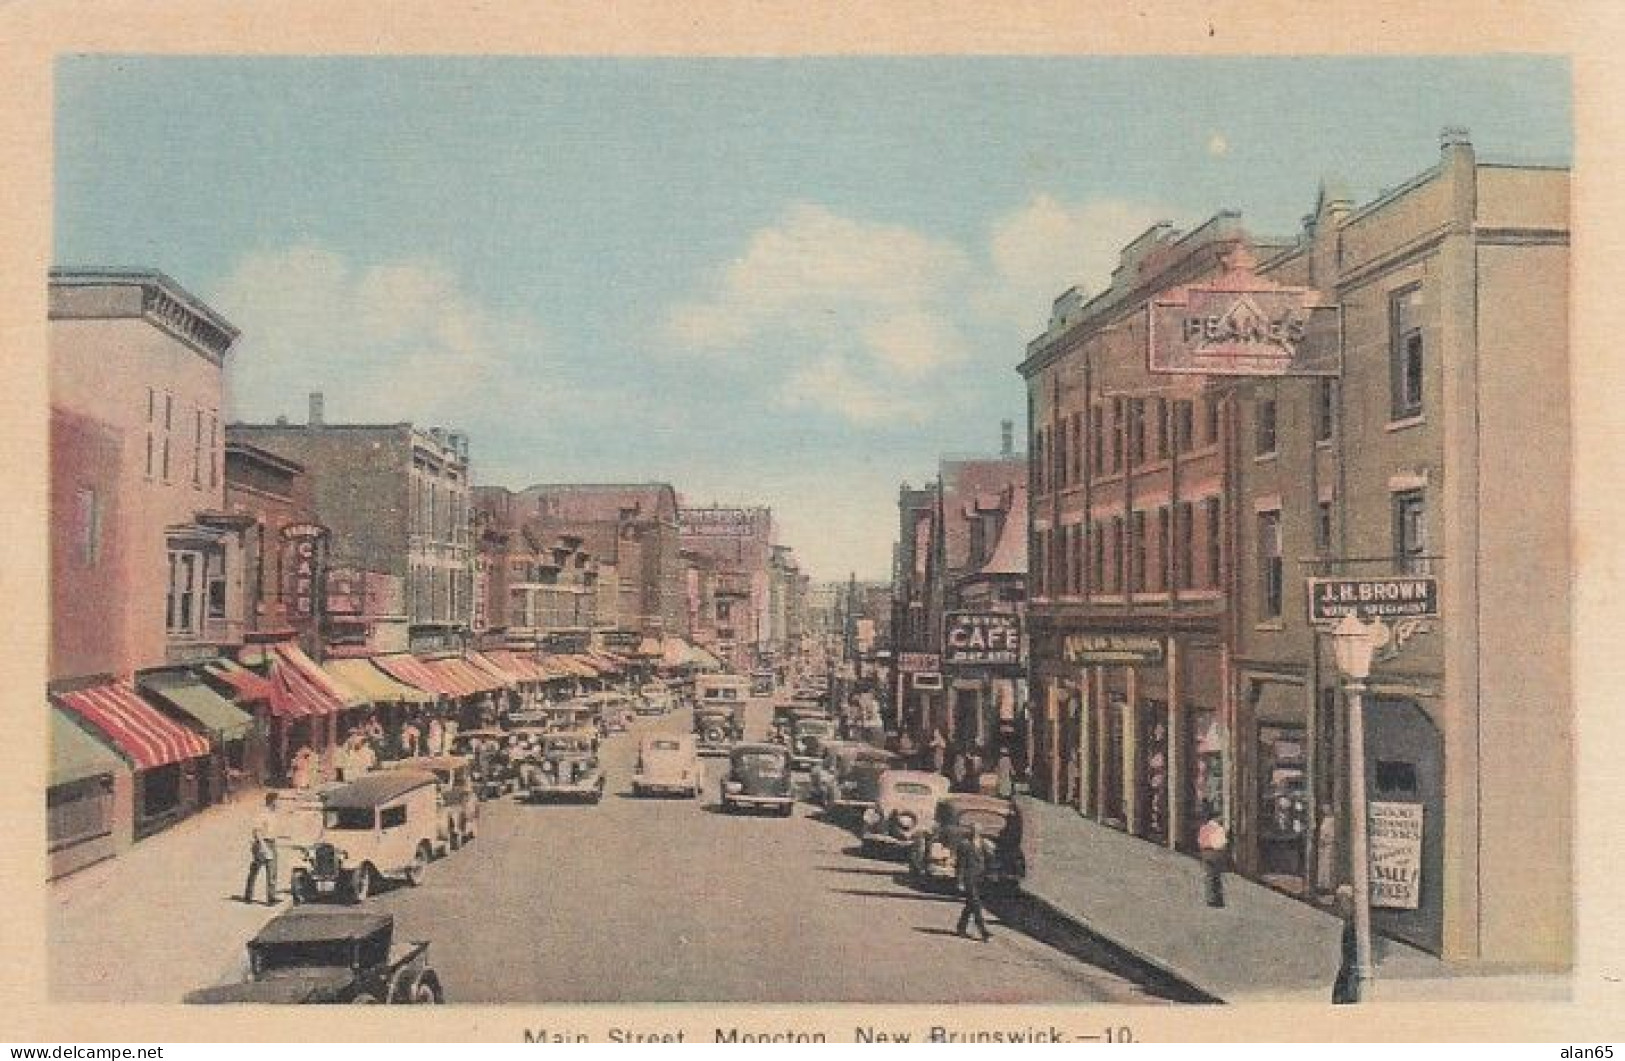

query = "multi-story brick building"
[[471, 485, 601, 652], [228, 393, 474, 654], [1018, 131, 1570, 967], [677, 505, 775, 673]]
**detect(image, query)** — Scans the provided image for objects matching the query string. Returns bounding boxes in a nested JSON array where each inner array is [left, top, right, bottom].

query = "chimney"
[[1000, 419, 1014, 457], [308, 391, 324, 427]]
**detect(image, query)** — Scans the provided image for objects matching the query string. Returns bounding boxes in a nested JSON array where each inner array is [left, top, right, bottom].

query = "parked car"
[[806, 740, 866, 806], [907, 793, 1026, 891], [448, 728, 512, 800], [860, 770, 949, 856], [694, 704, 741, 755], [818, 744, 899, 817], [720, 742, 795, 816], [636, 683, 673, 715], [518, 730, 605, 803], [392, 754, 479, 851], [631, 732, 702, 798], [789, 714, 838, 770], [184, 908, 443, 1005], [289, 770, 440, 903]]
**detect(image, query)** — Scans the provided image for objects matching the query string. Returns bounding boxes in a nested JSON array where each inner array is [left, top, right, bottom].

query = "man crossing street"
[[955, 822, 994, 942]]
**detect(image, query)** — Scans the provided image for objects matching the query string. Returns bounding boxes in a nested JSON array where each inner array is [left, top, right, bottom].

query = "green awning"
[[137, 670, 253, 741], [50, 707, 127, 788]]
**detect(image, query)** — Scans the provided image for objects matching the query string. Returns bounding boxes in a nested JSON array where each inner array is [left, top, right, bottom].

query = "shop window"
[[48, 776, 113, 851], [141, 763, 182, 819], [1394, 489, 1428, 574], [1139, 700, 1170, 843], [1390, 285, 1425, 419], [1257, 723, 1309, 880], [1314, 379, 1337, 443], [1189, 708, 1226, 843], [1257, 509, 1283, 619], [1255, 396, 1277, 457]]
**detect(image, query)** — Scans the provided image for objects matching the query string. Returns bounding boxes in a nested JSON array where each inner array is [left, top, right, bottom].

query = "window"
[[1204, 395, 1221, 445], [1156, 401, 1171, 460], [1072, 523, 1085, 594], [1090, 406, 1104, 476], [1315, 500, 1335, 554], [1128, 399, 1147, 465], [1033, 430, 1046, 494], [205, 550, 227, 620], [161, 393, 173, 482], [1394, 489, 1428, 574], [209, 413, 219, 489], [1255, 396, 1277, 457], [1176, 501, 1194, 590], [192, 407, 203, 485], [1131, 510, 1148, 593], [379, 806, 407, 829], [1090, 520, 1105, 590], [1110, 399, 1124, 471], [1204, 498, 1222, 589], [1175, 401, 1195, 454], [1155, 506, 1171, 590], [1111, 516, 1125, 593], [1314, 379, 1336, 443], [1071, 412, 1084, 484], [1257, 510, 1283, 619], [1391, 286, 1425, 419], [166, 549, 202, 636], [74, 487, 100, 566], [145, 389, 155, 478]]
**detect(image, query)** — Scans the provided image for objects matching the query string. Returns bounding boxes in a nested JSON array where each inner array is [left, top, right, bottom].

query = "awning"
[[274, 643, 367, 710], [201, 658, 274, 703], [425, 656, 506, 697], [322, 658, 434, 706], [636, 637, 663, 658], [373, 653, 458, 698], [51, 707, 129, 788], [451, 654, 515, 692], [586, 650, 624, 674], [136, 670, 254, 741], [54, 679, 211, 770], [239, 642, 365, 717], [479, 650, 547, 684]]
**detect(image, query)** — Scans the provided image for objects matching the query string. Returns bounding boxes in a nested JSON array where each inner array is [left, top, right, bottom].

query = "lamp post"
[[1328, 613, 1386, 1003]]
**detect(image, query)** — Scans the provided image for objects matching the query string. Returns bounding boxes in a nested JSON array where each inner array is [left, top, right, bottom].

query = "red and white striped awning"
[[54, 679, 210, 771]]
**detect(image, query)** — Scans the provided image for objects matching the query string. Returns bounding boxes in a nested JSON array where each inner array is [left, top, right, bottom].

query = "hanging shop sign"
[[1307, 577, 1439, 623], [897, 652, 941, 673], [279, 522, 329, 620], [1060, 634, 1165, 666], [943, 612, 1023, 667], [1147, 252, 1341, 377], [1368, 800, 1425, 910]]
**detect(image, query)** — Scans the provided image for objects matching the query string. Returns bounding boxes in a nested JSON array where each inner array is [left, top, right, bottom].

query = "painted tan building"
[[1019, 131, 1570, 967]]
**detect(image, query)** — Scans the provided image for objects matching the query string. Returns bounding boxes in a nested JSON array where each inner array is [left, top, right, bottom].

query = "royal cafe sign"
[[1147, 247, 1342, 377]]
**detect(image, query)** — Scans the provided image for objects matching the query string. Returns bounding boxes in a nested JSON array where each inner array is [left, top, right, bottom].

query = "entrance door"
[[1365, 696, 1444, 954]]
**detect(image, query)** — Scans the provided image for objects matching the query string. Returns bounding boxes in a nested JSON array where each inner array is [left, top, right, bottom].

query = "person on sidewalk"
[[1197, 811, 1229, 909], [955, 823, 994, 942], [242, 792, 280, 906]]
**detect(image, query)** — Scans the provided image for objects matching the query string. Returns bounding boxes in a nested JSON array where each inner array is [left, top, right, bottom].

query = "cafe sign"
[[1061, 634, 1165, 666], [279, 522, 328, 619], [1147, 249, 1341, 377], [1308, 577, 1439, 623], [943, 613, 1023, 667]]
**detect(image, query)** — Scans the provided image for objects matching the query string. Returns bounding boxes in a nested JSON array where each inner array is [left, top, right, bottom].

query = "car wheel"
[[290, 870, 314, 905], [778, 802, 794, 818], [351, 864, 375, 902], [351, 993, 381, 1004], [411, 977, 443, 1005], [404, 843, 430, 887]]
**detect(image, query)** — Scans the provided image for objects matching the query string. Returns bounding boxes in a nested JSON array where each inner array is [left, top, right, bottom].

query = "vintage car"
[[518, 729, 605, 802], [720, 742, 795, 816], [448, 728, 512, 800], [907, 793, 1027, 891], [694, 704, 742, 755], [636, 683, 673, 715], [860, 770, 950, 855], [805, 740, 864, 806], [392, 754, 479, 850], [289, 770, 441, 903], [631, 732, 702, 798], [184, 908, 443, 1005], [816, 744, 899, 816], [788, 714, 839, 770]]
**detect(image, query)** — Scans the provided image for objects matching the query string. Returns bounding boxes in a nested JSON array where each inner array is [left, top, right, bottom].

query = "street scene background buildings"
[[43, 55, 1574, 1006]]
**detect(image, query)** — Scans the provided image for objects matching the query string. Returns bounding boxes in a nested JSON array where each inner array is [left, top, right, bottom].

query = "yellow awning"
[[323, 658, 435, 706]]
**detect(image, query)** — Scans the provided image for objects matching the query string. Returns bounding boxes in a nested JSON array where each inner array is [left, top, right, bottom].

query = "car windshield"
[[956, 809, 1012, 834], [737, 752, 785, 774], [799, 721, 833, 735], [256, 940, 355, 974], [323, 808, 374, 831], [893, 782, 935, 796]]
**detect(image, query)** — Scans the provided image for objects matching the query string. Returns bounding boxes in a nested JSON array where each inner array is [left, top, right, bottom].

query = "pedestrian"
[[994, 749, 1015, 800], [242, 792, 280, 906], [427, 715, 445, 757], [1197, 811, 1229, 908], [929, 729, 947, 775], [290, 744, 316, 790], [955, 823, 994, 942], [401, 718, 422, 758]]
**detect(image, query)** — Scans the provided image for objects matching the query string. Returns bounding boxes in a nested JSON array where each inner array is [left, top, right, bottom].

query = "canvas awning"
[[373, 653, 458, 698], [479, 650, 548, 684], [240, 643, 356, 719], [136, 670, 254, 741], [201, 658, 275, 703], [322, 658, 434, 706], [50, 706, 129, 788], [54, 680, 211, 770]]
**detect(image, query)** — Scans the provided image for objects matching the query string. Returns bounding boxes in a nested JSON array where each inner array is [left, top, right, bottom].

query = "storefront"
[[135, 668, 256, 805], [48, 707, 133, 879], [52, 678, 211, 839]]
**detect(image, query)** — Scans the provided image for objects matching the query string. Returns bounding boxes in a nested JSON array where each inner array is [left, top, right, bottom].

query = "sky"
[[53, 56, 1571, 581]]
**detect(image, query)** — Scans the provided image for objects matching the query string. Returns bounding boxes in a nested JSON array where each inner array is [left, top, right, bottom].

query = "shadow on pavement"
[[813, 865, 899, 876], [831, 887, 961, 904]]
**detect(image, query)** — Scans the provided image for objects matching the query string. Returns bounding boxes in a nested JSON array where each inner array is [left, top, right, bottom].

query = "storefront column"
[[1124, 664, 1140, 835], [1166, 637, 1183, 851]]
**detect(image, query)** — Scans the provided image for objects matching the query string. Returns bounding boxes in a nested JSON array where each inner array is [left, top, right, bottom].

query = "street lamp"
[[1328, 613, 1387, 1003]]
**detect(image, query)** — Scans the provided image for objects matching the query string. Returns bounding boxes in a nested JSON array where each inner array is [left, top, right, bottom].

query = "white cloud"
[[976, 194, 1168, 330], [660, 203, 971, 423], [211, 244, 558, 427], [1208, 132, 1230, 157]]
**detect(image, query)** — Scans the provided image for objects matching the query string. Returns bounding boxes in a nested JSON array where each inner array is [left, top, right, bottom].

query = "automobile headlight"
[[862, 808, 882, 828], [724, 780, 743, 794], [895, 812, 916, 830]]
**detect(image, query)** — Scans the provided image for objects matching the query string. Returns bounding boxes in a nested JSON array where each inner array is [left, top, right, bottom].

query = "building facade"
[[1018, 132, 1570, 967], [471, 485, 601, 653]]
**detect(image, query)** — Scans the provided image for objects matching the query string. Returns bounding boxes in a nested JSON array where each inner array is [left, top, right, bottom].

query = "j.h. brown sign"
[[1308, 577, 1440, 622]]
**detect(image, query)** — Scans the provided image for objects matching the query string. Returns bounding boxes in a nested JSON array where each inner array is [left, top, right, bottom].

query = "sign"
[[601, 630, 642, 652], [911, 672, 943, 690], [1368, 801, 1424, 910], [1148, 264, 1341, 377], [678, 507, 762, 537], [943, 613, 1023, 667], [542, 630, 591, 654], [1308, 577, 1439, 622], [897, 652, 941, 673], [1061, 634, 1164, 666], [279, 523, 329, 620]]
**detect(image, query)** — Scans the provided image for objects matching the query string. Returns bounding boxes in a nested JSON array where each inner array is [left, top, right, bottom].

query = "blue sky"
[[54, 57, 1571, 580]]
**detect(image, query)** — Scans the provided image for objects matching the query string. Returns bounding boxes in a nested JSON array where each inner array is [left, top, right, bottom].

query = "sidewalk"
[[1015, 795, 1570, 1005], [49, 788, 290, 1003]]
